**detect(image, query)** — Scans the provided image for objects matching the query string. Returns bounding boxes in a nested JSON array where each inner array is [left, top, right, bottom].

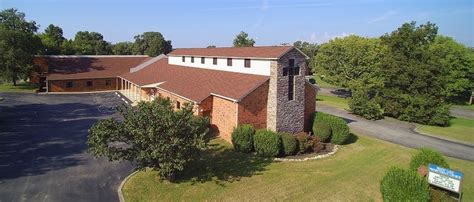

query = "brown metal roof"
[[120, 57, 269, 102], [168, 46, 294, 59], [44, 56, 151, 80]]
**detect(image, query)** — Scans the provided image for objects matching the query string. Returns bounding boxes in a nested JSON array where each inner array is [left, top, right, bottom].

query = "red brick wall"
[[238, 81, 268, 130], [211, 96, 237, 142], [304, 82, 317, 132], [48, 78, 116, 92]]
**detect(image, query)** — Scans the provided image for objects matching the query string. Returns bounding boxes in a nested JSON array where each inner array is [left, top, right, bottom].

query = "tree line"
[[0, 8, 172, 85], [313, 22, 473, 126]]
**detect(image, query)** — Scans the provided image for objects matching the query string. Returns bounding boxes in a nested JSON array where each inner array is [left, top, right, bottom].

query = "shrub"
[[231, 124, 255, 153], [312, 122, 332, 143], [253, 129, 282, 157], [313, 112, 351, 144], [349, 89, 384, 120], [294, 132, 310, 154], [380, 167, 430, 201], [410, 148, 449, 171], [280, 132, 298, 156], [307, 136, 324, 153]]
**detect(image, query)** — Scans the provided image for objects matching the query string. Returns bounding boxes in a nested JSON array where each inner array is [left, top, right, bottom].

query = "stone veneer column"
[[266, 48, 307, 133]]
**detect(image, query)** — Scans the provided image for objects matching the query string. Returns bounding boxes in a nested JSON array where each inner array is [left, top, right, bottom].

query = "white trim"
[[277, 47, 310, 60], [141, 82, 165, 88], [168, 54, 279, 60], [154, 86, 197, 103], [129, 54, 167, 73], [209, 93, 238, 102]]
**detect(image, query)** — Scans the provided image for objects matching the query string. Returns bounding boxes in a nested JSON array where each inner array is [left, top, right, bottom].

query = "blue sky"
[[2, 0, 473, 47]]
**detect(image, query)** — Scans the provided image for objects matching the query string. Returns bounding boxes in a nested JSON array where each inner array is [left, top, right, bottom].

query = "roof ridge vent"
[[129, 54, 167, 73]]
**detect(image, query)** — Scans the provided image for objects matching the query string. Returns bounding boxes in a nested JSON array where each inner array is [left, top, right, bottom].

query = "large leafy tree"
[[112, 41, 133, 55], [428, 35, 474, 103], [87, 97, 209, 181], [72, 31, 112, 55], [233, 31, 255, 47], [379, 22, 450, 126], [0, 8, 42, 85], [314, 35, 385, 91], [293, 41, 319, 71], [39, 24, 65, 55], [132, 32, 172, 56]]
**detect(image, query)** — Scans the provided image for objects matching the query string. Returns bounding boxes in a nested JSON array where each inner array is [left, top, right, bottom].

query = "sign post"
[[427, 164, 464, 201]]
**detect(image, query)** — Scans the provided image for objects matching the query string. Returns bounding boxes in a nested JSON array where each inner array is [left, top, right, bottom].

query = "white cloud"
[[308, 32, 353, 43]]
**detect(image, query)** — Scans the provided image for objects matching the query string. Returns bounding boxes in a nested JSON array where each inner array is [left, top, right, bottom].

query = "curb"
[[118, 170, 139, 202], [413, 126, 474, 148], [38, 90, 118, 95], [273, 145, 339, 162]]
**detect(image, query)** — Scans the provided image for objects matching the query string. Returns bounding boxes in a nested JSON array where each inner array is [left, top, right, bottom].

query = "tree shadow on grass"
[[174, 140, 273, 186], [343, 133, 359, 145]]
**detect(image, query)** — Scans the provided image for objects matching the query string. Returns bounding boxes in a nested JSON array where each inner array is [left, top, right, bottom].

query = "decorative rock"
[[273, 145, 339, 162]]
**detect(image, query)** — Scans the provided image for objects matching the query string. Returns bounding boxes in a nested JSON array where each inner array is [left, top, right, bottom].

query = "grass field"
[[123, 136, 474, 201], [417, 117, 474, 145], [0, 82, 38, 93], [455, 104, 474, 110], [316, 94, 350, 110]]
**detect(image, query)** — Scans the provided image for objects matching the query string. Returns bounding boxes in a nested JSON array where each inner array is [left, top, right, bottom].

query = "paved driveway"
[[317, 104, 474, 161], [0, 92, 133, 202]]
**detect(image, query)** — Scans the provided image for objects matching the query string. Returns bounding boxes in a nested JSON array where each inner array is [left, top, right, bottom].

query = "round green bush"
[[280, 132, 297, 156], [231, 124, 255, 153], [409, 148, 449, 171], [380, 167, 430, 201], [313, 112, 350, 145], [253, 129, 282, 157], [312, 122, 332, 143]]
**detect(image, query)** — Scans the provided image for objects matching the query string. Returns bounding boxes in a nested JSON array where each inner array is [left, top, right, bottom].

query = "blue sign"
[[429, 164, 463, 180]]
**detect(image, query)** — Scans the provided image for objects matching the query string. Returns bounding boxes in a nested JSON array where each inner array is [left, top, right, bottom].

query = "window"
[[288, 75, 294, 100], [244, 59, 251, 68], [289, 59, 295, 67], [227, 58, 232, 66], [201, 57, 205, 64], [86, 81, 93, 87], [66, 81, 73, 88], [213, 58, 217, 65], [176, 101, 181, 109], [105, 80, 112, 86], [191, 56, 194, 63], [182, 56, 185, 62]]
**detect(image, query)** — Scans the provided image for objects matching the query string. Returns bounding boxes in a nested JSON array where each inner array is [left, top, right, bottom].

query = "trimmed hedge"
[[313, 112, 350, 145], [280, 132, 298, 156], [253, 129, 282, 157], [312, 122, 332, 143], [231, 124, 255, 153], [410, 148, 449, 171], [380, 167, 430, 201]]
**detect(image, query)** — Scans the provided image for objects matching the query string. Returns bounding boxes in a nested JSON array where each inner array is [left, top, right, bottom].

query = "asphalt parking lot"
[[0, 92, 133, 202]]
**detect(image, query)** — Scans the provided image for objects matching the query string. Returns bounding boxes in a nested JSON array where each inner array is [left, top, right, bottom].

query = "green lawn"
[[122, 136, 474, 201], [315, 75, 340, 88], [0, 82, 38, 93], [417, 117, 474, 145], [316, 94, 350, 110], [454, 104, 474, 110]]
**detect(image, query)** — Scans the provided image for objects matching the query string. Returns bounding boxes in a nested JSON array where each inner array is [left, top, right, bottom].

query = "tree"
[[0, 8, 42, 85], [72, 31, 112, 55], [60, 39, 76, 55], [112, 42, 133, 55], [206, 45, 216, 48], [87, 97, 209, 181], [293, 41, 319, 72], [428, 36, 474, 103], [379, 22, 451, 126], [39, 24, 65, 55], [314, 35, 384, 90], [132, 32, 172, 56], [233, 31, 255, 47]]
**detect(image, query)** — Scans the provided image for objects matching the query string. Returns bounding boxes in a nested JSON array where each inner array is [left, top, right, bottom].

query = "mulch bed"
[[278, 143, 335, 160]]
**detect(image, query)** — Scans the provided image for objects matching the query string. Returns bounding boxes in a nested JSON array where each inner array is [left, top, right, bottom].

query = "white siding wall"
[[168, 56, 271, 76]]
